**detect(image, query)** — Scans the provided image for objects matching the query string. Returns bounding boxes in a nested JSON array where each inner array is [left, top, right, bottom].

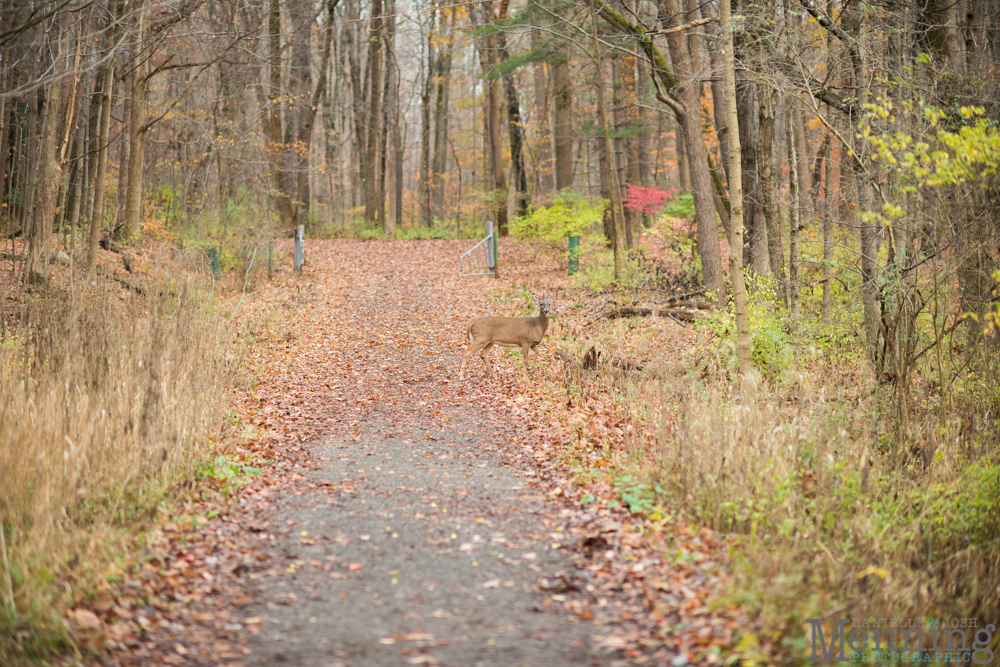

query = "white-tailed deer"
[[459, 296, 550, 380]]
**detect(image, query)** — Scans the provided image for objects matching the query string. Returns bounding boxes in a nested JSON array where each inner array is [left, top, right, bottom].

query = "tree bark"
[[478, 1, 508, 235], [121, 39, 147, 242], [258, 0, 295, 228], [721, 0, 750, 376], [23, 60, 64, 283], [431, 7, 454, 221], [419, 5, 435, 228], [591, 9, 623, 280], [736, 74, 766, 273], [533, 23, 554, 196], [552, 54, 573, 190], [676, 123, 691, 191], [362, 0, 384, 224], [86, 50, 115, 280], [289, 0, 315, 222], [786, 100, 801, 319], [658, 0, 725, 299], [757, 82, 785, 305], [384, 0, 400, 236]]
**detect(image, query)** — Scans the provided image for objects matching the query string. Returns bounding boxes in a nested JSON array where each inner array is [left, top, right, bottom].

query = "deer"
[[459, 296, 551, 380]]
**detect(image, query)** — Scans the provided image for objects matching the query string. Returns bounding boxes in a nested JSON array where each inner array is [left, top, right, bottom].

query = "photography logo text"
[[806, 617, 996, 664]]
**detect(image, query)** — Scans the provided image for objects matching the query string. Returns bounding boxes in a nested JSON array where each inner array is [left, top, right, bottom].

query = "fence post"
[[294, 225, 304, 276], [267, 238, 274, 280], [209, 247, 221, 281], [568, 235, 580, 275], [486, 221, 496, 278]]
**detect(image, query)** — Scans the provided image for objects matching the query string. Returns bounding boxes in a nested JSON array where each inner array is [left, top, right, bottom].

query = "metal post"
[[568, 235, 580, 275], [486, 221, 496, 277], [209, 247, 221, 281], [268, 238, 274, 280], [294, 225, 304, 276]]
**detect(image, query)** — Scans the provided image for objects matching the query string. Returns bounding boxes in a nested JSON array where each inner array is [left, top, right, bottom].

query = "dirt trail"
[[238, 241, 605, 666]]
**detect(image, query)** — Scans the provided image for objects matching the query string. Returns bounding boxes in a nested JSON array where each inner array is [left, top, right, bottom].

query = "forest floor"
[[59, 238, 740, 667]]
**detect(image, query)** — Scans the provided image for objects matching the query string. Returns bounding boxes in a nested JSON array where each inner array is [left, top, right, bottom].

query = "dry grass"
[[495, 236, 1000, 661], [0, 256, 227, 658]]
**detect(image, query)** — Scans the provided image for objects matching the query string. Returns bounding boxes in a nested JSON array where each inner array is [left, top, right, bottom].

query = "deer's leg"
[[461, 341, 487, 380], [480, 342, 496, 379], [521, 343, 532, 376]]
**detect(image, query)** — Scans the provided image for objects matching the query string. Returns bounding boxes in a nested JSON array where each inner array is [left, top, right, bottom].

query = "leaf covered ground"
[[64, 238, 744, 666]]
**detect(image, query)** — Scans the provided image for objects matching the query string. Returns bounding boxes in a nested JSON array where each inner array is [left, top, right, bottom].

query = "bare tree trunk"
[[345, 3, 367, 207], [707, 20, 729, 185], [552, 54, 573, 190], [258, 0, 295, 227], [721, 0, 750, 376], [363, 0, 384, 224], [289, 0, 315, 223], [114, 61, 131, 235], [431, 7, 454, 221], [384, 0, 400, 236], [24, 69, 63, 283], [786, 101, 801, 319], [86, 50, 115, 280], [19, 94, 39, 237], [737, 76, 766, 273], [121, 35, 147, 242], [483, 11, 507, 235], [591, 9, 623, 279], [812, 133, 832, 322], [659, 0, 725, 299], [846, 2, 880, 367], [613, 53, 636, 248], [68, 98, 87, 254], [419, 5, 435, 228], [0, 69, 8, 220], [757, 82, 785, 305], [533, 23, 554, 196], [676, 127, 690, 191], [498, 24, 528, 219]]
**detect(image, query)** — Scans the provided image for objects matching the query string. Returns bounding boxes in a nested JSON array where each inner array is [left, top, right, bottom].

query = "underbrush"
[[528, 264, 1000, 663], [0, 271, 227, 659]]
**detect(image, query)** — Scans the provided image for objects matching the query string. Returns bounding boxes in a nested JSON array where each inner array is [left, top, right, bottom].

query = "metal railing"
[[460, 221, 496, 277]]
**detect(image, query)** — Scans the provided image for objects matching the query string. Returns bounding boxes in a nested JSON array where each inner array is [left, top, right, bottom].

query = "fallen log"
[[661, 288, 706, 304], [554, 346, 644, 372], [586, 307, 696, 327]]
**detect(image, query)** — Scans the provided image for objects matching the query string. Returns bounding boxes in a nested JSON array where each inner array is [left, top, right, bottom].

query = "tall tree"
[[431, 7, 455, 221], [258, 0, 296, 227], [362, 0, 384, 224], [720, 0, 750, 376], [23, 14, 66, 283], [552, 51, 573, 190]]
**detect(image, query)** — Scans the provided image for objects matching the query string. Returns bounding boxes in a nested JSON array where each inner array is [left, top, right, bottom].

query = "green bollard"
[[209, 247, 221, 280], [568, 235, 580, 275]]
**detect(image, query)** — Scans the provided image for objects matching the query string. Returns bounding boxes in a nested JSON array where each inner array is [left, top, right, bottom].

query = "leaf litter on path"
[[79, 239, 736, 667]]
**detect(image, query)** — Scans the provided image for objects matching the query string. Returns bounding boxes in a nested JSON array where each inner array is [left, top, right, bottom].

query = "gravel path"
[[241, 242, 605, 667]]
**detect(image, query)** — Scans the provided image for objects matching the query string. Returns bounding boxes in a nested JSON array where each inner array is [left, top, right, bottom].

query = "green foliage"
[[860, 102, 1000, 192], [611, 475, 663, 514], [197, 455, 261, 488], [662, 193, 696, 219], [919, 462, 1000, 552], [696, 274, 795, 379], [510, 193, 606, 243]]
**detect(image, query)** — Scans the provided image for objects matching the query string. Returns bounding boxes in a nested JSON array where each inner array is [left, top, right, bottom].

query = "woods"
[[1, 0, 999, 662]]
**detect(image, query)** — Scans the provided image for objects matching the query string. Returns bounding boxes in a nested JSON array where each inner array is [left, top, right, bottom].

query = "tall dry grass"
[[544, 292, 1000, 659], [0, 275, 226, 656]]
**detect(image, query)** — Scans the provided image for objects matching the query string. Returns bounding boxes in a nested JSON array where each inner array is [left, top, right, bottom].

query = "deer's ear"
[[532, 293, 539, 302]]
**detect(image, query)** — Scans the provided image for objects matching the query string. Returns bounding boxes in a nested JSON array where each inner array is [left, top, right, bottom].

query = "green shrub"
[[510, 192, 606, 243]]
